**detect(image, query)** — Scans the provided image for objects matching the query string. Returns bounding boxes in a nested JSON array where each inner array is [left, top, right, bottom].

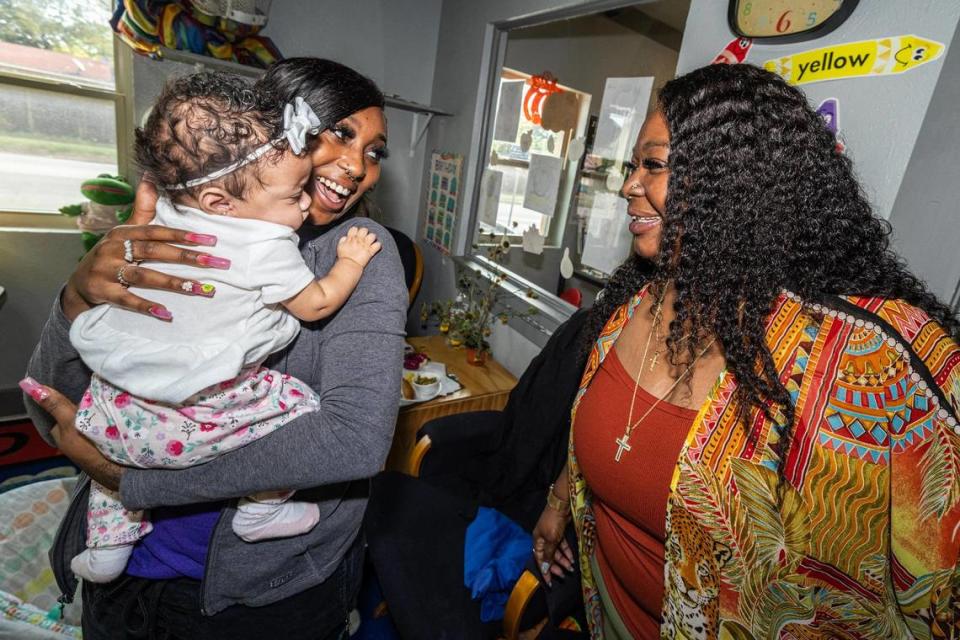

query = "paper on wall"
[[478, 169, 503, 227], [580, 192, 632, 277], [522, 224, 545, 255], [591, 77, 654, 163], [523, 153, 562, 216], [493, 80, 524, 143]]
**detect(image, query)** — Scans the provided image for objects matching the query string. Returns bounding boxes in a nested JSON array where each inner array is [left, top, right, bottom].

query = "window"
[[0, 0, 121, 214], [477, 68, 590, 241]]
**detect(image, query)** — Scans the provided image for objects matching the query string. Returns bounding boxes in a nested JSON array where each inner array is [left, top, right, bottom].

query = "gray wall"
[[888, 22, 960, 306], [0, 230, 82, 411], [0, 0, 445, 408]]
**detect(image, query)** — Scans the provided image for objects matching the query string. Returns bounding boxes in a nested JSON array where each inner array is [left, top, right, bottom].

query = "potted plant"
[[422, 230, 537, 366]]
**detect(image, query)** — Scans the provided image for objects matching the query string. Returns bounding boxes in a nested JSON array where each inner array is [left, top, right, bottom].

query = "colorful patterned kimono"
[[568, 287, 960, 639]]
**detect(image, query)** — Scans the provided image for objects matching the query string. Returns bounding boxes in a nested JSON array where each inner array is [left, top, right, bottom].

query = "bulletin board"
[[423, 151, 463, 255]]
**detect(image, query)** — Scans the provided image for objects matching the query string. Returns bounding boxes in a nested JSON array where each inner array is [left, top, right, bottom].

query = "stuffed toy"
[[59, 174, 135, 252]]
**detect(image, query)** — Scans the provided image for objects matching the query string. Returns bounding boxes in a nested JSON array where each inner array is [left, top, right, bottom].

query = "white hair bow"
[[283, 97, 322, 155]]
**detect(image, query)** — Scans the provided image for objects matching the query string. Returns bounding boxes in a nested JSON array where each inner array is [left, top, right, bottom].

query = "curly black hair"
[[135, 71, 286, 200], [583, 63, 958, 470]]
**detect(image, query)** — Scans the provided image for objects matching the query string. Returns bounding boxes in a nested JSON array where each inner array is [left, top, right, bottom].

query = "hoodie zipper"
[[52, 476, 91, 606], [199, 503, 229, 615]]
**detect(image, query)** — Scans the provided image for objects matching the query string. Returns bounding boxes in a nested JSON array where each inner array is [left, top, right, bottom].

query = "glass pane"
[[0, 83, 117, 213], [0, 0, 115, 90], [478, 71, 588, 243]]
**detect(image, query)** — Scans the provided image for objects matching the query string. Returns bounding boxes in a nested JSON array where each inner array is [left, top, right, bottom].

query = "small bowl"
[[411, 375, 440, 400]]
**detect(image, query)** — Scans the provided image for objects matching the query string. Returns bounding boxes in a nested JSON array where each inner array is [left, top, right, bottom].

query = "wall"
[[264, 0, 442, 241], [0, 230, 82, 413], [0, 0, 444, 411], [421, 0, 960, 376], [888, 23, 960, 306]]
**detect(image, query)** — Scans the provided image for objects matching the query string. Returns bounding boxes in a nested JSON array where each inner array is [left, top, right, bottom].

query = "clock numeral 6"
[[776, 10, 792, 33]]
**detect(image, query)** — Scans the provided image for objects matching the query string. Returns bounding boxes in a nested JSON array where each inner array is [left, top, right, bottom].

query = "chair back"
[[384, 226, 423, 306]]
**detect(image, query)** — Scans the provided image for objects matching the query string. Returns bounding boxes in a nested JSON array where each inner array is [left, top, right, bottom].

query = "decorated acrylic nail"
[[197, 254, 231, 269], [148, 305, 173, 321], [19, 377, 49, 402], [181, 281, 216, 296], [184, 232, 217, 246]]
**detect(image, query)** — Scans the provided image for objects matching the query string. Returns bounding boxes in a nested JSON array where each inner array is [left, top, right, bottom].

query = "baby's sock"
[[232, 498, 320, 542], [71, 545, 133, 583]]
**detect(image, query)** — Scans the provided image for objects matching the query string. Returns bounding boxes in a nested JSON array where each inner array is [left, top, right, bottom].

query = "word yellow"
[[765, 35, 945, 86]]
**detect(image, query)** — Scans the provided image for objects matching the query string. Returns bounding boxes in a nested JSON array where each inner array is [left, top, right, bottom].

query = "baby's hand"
[[338, 226, 381, 268]]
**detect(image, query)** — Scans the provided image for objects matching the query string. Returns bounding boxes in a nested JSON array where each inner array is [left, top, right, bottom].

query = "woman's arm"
[[532, 461, 575, 585], [118, 221, 408, 511]]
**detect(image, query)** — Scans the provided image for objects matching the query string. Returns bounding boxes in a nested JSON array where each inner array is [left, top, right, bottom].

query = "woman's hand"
[[20, 378, 124, 492], [532, 504, 575, 587], [63, 181, 229, 322]]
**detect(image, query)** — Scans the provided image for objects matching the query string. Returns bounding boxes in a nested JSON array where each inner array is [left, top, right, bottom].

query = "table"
[[385, 335, 517, 473]]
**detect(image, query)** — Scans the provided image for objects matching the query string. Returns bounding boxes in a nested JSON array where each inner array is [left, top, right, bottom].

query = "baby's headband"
[[165, 97, 321, 191]]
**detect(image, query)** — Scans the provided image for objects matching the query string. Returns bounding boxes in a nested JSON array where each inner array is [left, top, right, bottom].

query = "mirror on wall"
[[467, 0, 691, 311]]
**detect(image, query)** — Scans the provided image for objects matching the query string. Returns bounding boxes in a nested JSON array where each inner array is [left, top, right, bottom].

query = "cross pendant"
[[614, 435, 632, 462], [649, 352, 659, 371]]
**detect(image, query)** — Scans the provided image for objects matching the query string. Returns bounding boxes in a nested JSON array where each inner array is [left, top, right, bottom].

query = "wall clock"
[[729, 0, 859, 44]]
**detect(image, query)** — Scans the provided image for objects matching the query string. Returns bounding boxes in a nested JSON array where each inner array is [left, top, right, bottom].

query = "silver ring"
[[117, 265, 132, 288], [540, 562, 550, 575], [123, 239, 135, 263]]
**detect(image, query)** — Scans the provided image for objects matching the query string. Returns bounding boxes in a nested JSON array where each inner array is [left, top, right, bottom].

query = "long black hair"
[[256, 57, 385, 134], [583, 63, 958, 466]]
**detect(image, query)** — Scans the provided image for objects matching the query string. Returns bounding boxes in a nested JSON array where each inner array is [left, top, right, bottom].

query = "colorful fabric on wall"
[[110, 0, 282, 69], [568, 286, 960, 639]]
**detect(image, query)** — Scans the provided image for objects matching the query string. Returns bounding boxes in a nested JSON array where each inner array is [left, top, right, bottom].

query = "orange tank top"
[[573, 348, 696, 639]]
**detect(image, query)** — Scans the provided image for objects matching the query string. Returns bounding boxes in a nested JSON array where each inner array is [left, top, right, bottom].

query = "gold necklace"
[[615, 320, 716, 463]]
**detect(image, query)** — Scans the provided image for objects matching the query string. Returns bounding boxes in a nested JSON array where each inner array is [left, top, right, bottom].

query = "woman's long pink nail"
[[19, 377, 49, 402], [198, 255, 231, 269], [185, 232, 217, 246], [149, 305, 173, 321]]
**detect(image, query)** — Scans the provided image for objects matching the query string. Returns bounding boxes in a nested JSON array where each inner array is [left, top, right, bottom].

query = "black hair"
[[256, 57, 385, 135], [582, 63, 958, 474], [135, 71, 285, 200]]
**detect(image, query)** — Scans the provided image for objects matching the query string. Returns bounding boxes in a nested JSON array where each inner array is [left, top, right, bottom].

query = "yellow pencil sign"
[[764, 35, 945, 86]]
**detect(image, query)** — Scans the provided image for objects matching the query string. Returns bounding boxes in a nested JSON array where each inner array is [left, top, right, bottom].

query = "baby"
[[67, 72, 380, 582]]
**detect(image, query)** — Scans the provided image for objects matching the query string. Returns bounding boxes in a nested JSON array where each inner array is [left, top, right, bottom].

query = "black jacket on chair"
[[365, 309, 590, 639]]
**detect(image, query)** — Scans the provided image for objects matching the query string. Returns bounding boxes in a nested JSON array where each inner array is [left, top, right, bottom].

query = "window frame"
[[0, 36, 132, 228]]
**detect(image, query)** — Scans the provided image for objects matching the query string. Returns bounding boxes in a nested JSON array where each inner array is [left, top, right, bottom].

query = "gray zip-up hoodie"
[[24, 218, 406, 615]]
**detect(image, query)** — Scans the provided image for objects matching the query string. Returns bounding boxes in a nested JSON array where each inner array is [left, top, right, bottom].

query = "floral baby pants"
[[76, 367, 319, 547]]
